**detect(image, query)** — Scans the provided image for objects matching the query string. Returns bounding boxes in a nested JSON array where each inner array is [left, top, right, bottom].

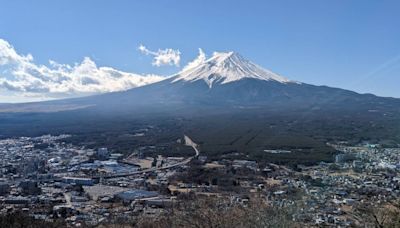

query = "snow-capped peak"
[[172, 51, 291, 88]]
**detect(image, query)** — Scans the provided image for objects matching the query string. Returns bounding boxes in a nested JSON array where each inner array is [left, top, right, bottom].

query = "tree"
[[135, 197, 296, 228], [354, 201, 400, 227]]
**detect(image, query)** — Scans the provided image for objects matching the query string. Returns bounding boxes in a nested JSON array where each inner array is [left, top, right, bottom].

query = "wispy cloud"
[[138, 44, 181, 67], [181, 48, 206, 72], [0, 39, 164, 101]]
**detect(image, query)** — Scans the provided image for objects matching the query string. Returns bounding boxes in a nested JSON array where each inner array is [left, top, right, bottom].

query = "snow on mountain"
[[172, 51, 292, 88]]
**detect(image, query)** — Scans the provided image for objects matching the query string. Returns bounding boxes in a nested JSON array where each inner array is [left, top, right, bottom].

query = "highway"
[[92, 135, 199, 179]]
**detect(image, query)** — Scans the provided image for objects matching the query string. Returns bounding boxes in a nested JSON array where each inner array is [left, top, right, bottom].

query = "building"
[[232, 160, 258, 171], [335, 153, 356, 163], [62, 177, 94, 186], [116, 190, 158, 203], [352, 160, 364, 172], [198, 156, 207, 163], [4, 196, 30, 204], [0, 182, 10, 196], [19, 180, 41, 195], [97, 148, 109, 160]]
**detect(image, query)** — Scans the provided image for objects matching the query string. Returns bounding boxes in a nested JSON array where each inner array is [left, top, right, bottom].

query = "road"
[[93, 134, 199, 179], [183, 135, 200, 156]]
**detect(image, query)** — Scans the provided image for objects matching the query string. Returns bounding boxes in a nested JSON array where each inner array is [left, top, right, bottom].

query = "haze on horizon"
[[0, 0, 400, 102]]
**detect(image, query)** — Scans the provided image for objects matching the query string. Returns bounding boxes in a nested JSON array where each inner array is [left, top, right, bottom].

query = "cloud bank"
[[0, 39, 164, 101], [138, 44, 181, 67]]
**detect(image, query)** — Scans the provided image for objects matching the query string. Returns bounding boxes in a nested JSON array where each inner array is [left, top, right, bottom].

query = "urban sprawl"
[[0, 134, 400, 226]]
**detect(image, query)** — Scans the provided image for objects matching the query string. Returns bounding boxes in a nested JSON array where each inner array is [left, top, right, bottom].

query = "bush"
[[0, 212, 66, 228], [136, 197, 296, 228]]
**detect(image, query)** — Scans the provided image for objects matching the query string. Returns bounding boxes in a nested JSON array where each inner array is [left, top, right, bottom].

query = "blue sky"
[[0, 0, 400, 102]]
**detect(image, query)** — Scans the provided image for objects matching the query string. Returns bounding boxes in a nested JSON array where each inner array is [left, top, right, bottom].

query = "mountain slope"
[[1, 51, 399, 113], [67, 51, 391, 110], [172, 52, 291, 88], [81, 51, 399, 114], [1, 51, 400, 164]]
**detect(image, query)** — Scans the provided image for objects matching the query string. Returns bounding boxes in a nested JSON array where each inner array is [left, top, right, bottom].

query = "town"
[[0, 134, 399, 227]]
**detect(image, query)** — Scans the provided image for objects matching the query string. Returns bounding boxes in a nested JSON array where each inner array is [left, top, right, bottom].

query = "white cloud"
[[0, 39, 33, 65], [138, 44, 181, 67], [0, 39, 164, 101], [181, 48, 206, 72]]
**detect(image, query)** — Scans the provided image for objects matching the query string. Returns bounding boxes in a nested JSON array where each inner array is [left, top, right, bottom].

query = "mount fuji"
[[1, 51, 399, 113], [67, 51, 396, 113]]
